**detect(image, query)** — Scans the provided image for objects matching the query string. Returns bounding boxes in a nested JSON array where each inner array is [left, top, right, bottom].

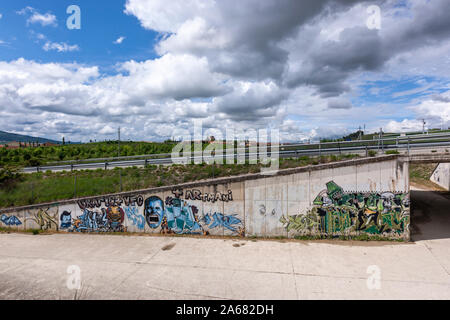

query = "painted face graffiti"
[[165, 197, 203, 234], [60, 211, 72, 229], [144, 196, 165, 229], [144, 194, 243, 236], [106, 206, 125, 232]]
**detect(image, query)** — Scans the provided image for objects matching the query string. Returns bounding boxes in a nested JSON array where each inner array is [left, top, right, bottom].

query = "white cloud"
[[116, 53, 230, 101], [113, 36, 126, 45], [18, 7, 57, 27], [43, 41, 80, 52], [385, 119, 424, 133], [2, 1, 450, 142], [385, 92, 450, 132]]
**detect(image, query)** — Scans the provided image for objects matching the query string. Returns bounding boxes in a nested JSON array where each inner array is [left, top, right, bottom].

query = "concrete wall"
[[0, 156, 410, 240], [430, 163, 450, 191]]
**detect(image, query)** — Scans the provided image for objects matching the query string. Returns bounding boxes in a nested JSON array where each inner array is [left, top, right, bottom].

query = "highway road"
[[21, 132, 450, 173]]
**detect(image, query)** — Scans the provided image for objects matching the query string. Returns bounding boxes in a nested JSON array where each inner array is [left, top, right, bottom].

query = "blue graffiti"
[[144, 196, 165, 229], [71, 209, 108, 232], [144, 196, 243, 236], [202, 213, 243, 233], [0, 214, 22, 226], [60, 211, 72, 229], [125, 206, 145, 230], [165, 198, 203, 234]]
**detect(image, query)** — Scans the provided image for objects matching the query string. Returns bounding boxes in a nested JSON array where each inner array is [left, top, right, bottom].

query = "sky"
[[0, 0, 449, 143]]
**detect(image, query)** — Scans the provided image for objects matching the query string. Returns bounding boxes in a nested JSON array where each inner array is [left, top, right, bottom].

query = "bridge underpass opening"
[[410, 162, 450, 241]]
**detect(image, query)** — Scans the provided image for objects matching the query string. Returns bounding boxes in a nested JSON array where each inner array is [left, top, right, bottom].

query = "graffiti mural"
[[280, 181, 410, 237], [125, 206, 145, 230], [0, 214, 22, 226], [201, 212, 244, 236], [77, 195, 144, 210], [70, 207, 126, 233], [60, 211, 72, 230], [144, 194, 243, 236], [26, 208, 59, 231], [172, 189, 233, 203]]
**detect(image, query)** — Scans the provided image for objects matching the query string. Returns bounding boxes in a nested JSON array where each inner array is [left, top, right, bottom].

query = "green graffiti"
[[280, 181, 410, 237]]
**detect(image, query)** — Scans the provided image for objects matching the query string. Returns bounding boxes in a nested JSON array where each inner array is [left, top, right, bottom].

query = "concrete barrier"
[[430, 163, 450, 191], [0, 155, 410, 240]]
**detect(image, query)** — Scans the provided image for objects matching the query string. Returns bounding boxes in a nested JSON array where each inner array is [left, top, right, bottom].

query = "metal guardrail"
[[21, 132, 450, 173], [43, 131, 450, 166]]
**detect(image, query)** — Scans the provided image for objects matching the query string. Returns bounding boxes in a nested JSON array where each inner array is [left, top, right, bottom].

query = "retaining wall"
[[0, 155, 410, 240], [430, 163, 450, 191]]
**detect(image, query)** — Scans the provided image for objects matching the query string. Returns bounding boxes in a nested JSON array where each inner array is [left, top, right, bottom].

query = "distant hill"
[[0, 130, 61, 144]]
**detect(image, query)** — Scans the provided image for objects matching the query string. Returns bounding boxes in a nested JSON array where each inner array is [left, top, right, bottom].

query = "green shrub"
[[0, 166, 22, 187], [368, 150, 377, 157], [385, 150, 400, 155]]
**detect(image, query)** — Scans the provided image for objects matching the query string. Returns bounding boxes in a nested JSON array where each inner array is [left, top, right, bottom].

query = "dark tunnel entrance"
[[410, 163, 450, 241]]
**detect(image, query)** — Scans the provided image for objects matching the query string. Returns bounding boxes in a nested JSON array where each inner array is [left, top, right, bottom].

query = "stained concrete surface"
[[0, 189, 449, 300]]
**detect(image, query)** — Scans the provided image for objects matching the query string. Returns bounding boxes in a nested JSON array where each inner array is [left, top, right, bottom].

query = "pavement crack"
[[145, 284, 231, 300], [288, 242, 300, 300], [423, 241, 450, 277]]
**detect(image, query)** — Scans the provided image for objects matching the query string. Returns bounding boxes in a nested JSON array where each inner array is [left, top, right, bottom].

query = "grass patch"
[[0, 154, 361, 209], [385, 150, 400, 155], [409, 163, 444, 190], [293, 234, 405, 242]]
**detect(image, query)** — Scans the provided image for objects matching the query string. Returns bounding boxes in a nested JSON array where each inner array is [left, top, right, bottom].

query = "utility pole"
[[421, 119, 426, 134], [118, 127, 121, 158], [381, 128, 384, 151], [118, 127, 122, 192]]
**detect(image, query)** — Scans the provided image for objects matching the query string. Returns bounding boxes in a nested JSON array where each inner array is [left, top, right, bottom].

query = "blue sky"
[[0, 0, 449, 142], [0, 0, 159, 70]]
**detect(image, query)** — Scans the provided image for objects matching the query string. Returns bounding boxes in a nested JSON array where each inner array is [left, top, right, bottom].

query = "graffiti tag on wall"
[[172, 189, 233, 203], [280, 181, 410, 237], [26, 208, 59, 231], [77, 195, 144, 210], [60, 211, 72, 229], [69, 207, 127, 233], [1, 214, 22, 226]]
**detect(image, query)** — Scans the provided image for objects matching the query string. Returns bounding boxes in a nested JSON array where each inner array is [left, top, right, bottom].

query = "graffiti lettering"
[[280, 181, 409, 237], [70, 207, 126, 233], [0, 214, 22, 226], [201, 212, 244, 236], [176, 189, 233, 203], [77, 195, 144, 210], [26, 208, 59, 231]]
